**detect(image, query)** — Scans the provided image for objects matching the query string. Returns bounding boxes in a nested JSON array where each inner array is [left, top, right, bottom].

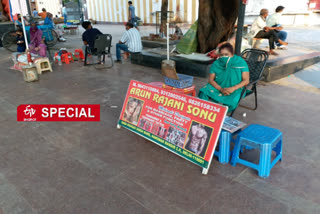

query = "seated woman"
[[29, 22, 47, 57], [198, 43, 249, 113]]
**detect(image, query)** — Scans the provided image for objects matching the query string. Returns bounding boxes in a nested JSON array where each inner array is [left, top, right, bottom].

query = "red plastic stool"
[[54, 52, 74, 64], [74, 48, 85, 60], [61, 53, 74, 64]]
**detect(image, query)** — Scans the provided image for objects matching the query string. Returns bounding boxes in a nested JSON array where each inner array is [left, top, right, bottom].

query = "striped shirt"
[[120, 28, 143, 52]]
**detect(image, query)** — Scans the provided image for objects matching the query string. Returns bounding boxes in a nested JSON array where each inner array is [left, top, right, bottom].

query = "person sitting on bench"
[[267, 6, 287, 49], [116, 22, 142, 63], [249, 9, 288, 55], [198, 43, 249, 113], [81, 21, 103, 64]]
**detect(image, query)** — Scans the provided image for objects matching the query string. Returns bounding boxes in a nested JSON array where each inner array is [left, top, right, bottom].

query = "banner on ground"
[[118, 80, 228, 174]]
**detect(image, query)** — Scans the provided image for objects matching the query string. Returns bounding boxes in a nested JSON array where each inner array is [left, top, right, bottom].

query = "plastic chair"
[[34, 58, 53, 74], [84, 34, 113, 67], [230, 49, 269, 117], [231, 124, 283, 177], [74, 48, 85, 60]]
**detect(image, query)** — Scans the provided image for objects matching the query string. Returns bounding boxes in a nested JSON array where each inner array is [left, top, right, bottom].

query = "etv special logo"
[[23, 105, 37, 121], [17, 104, 101, 122]]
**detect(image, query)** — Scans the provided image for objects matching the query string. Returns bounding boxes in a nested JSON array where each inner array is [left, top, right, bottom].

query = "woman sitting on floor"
[[198, 43, 250, 113], [29, 22, 47, 57]]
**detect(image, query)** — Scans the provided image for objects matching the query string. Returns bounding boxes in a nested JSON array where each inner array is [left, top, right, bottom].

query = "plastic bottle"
[[57, 56, 62, 66]]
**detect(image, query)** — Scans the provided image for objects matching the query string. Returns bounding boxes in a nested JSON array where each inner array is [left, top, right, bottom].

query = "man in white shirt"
[[249, 9, 288, 55], [267, 6, 287, 48], [116, 22, 143, 62]]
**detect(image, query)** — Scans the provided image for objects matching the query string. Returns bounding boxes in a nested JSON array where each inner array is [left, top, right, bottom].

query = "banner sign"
[[17, 104, 100, 122], [118, 81, 227, 174]]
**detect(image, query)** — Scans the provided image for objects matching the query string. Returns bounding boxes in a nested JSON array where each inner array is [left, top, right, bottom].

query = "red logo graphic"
[[242, 0, 248, 4], [17, 105, 100, 122]]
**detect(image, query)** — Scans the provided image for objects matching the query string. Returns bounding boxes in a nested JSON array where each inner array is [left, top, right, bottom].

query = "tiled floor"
[[0, 25, 319, 214]]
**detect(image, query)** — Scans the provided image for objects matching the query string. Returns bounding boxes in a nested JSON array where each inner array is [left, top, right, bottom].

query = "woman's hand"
[[221, 87, 236, 96]]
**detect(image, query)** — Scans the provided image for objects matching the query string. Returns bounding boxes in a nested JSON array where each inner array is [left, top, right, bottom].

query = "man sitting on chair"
[[116, 22, 142, 63], [249, 9, 288, 55], [82, 21, 103, 63], [267, 6, 287, 49]]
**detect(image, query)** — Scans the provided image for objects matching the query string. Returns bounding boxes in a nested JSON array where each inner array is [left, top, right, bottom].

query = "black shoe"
[[115, 60, 122, 63]]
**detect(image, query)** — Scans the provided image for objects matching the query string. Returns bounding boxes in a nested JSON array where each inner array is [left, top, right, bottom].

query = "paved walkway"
[[0, 25, 319, 214]]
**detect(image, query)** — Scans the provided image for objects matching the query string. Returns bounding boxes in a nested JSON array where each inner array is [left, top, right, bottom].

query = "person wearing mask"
[[198, 43, 249, 113], [267, 6, 287, 49], [15, 14, 29, 29], [116, 22, 142, 63], [249, 9, 288, 55]]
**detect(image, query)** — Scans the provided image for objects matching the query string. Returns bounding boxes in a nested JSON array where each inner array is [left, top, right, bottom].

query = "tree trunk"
[[160, 0, 168, 36], [198, 0, 239, 53]]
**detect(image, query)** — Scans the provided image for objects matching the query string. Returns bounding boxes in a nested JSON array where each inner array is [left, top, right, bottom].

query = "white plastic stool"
[[34, 58, 53, 74]]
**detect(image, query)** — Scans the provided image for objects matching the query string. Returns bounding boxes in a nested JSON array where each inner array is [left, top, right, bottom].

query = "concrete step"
[[263, 52, 320, 82], [131, 50, 320, 82]]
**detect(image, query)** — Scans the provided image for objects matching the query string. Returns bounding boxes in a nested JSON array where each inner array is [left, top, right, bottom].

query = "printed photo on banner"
[[157, 127, 167, 139], [151, 123, 160, 135], [144, 121, 152, 132], [138, 118, 153, 132], [122, 97, 144, 125], [138, 119, 146, 128], [166, 127, 187, 148], [185, 121, 213, 158]]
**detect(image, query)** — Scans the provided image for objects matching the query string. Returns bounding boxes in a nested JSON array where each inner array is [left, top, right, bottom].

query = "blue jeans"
[[276, 31, 287, 46], [130, 18, 137, 28], [116, 43, 131, 60], [64, 14, 68, 24]]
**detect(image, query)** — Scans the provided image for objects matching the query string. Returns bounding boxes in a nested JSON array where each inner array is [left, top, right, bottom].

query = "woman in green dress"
[[199, 43, 250, 112]]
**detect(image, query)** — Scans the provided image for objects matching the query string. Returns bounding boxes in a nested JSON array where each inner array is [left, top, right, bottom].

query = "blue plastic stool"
[[231, 124, 283, 177], [214, 130, 241, 164]]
